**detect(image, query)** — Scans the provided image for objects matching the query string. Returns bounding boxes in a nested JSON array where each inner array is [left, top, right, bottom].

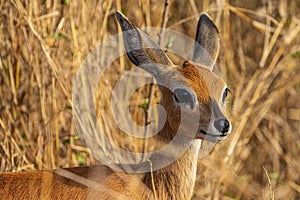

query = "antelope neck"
[[143, 121, 202, 200]]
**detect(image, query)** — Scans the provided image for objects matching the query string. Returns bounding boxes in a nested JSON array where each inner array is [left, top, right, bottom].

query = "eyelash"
[[222, 88, 231, 103]]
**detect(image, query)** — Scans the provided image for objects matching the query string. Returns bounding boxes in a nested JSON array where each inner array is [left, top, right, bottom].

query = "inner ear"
[[192, 14, 220, 70], [116, 11, 173, 77]]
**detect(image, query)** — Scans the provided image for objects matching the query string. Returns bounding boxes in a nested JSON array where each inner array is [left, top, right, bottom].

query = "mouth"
[[196, 130, 228, 143]]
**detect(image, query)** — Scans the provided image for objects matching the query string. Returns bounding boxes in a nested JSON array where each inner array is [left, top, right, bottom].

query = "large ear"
[[116, 11, 173, 77], [192, 14, 220, 70]]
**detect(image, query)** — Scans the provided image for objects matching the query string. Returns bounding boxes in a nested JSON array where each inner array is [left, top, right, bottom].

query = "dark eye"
[[173, 88, 195, 109], [222, 88, 229, 103]]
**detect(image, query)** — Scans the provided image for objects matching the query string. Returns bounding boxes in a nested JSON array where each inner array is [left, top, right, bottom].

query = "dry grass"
[[0, 0, 300, 199]]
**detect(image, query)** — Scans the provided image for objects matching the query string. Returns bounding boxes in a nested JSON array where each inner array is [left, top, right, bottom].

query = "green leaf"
[[291, 51, 300, 58], [165, 36, 175, 49], [76, 154, 85, 166], [53, 33, 70, 41], [138, 98, 149, 109], [63, 137, 70, 144], [62, 0, 69, 5], [73, 135, 80, 141], [269, 172, 278, 180], [279, 180, 285, 185]]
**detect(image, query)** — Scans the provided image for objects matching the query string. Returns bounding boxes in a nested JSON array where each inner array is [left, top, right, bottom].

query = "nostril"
[[214, 119, 230, 134]]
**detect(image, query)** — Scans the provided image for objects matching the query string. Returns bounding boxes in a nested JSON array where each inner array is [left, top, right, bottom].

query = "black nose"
[[214, 119, 230, 134]]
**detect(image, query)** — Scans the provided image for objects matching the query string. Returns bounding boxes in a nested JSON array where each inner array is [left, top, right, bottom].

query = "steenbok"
[[0, 11, 231, 200]]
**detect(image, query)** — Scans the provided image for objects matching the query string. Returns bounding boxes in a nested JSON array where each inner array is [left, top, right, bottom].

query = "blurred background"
[[0, 0, 300, 199]]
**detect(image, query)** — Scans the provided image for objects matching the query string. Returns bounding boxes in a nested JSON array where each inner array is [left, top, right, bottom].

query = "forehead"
[[196, 66, 226, 100], [177, 62, 226, 102], [176, 62, 210, 103]]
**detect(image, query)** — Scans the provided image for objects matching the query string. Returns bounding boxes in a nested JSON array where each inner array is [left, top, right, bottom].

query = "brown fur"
[[0, 170, 87, 199], [179, 61, 210, 104], [0, 12, 229, 200], [0, 62, 218, 200]]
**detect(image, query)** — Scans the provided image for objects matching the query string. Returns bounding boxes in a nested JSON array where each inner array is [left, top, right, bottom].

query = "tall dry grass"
[[0, 0, 299, 199]]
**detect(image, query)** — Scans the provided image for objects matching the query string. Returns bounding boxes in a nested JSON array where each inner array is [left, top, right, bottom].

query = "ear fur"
[[116, 11, 173, 77], [192, 14, 220, 70]]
